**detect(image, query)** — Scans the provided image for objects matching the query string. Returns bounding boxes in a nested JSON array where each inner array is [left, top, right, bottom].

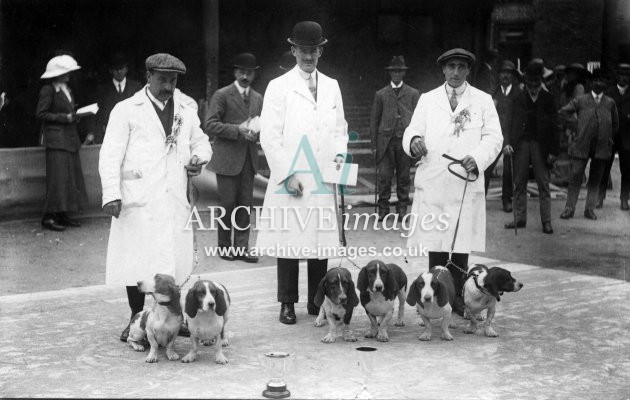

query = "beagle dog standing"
[[127, 273, 182, 363], [463, 264, 523, 337], [313, 267, 360, 343], [182, 279, 231, 363], [357, 260, 407, 342], [406, 266, 456, 341]]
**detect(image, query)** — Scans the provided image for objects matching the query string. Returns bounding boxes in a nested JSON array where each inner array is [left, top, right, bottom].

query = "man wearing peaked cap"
[[370, 56, 420, 220], [402, 47, 502, 316], [99, 52, 212, 343], [204, 53, 263, 263], [257, 21, 349, 325]]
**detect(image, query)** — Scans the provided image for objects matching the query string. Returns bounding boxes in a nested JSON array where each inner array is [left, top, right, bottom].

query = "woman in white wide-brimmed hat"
[[36, 54, 88, 231]]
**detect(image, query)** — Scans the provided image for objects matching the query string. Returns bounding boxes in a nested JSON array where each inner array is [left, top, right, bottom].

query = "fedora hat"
[[498, 60, 517, 73], [287, 21, 328, 47], [232, 53, 259, 70], [385, 55, 409, 70], [40, 55, 81, 79], [436, 48, 475, 66], [109, 52, 129, 69]]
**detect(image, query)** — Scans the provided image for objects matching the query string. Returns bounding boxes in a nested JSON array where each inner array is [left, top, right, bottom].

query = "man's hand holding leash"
[[410, 136, 427, 159], [185, 155, 208, 177], [103, 200, 122, 219]]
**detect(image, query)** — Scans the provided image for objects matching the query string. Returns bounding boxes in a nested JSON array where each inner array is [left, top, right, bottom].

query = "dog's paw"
[[418, 319, 425, 327], [221, 338, 229, 347], [376, 332, 389, 342], [314, 318, 326, 327], [448, 320, 458, 329], [201, 338, 215, 346], [321, 333, 337, 343], [166, 350, 180, 361], [484, 327, 499, 337], [441, 331, 454, 341], [181, 353, 196, 363], [394, 319, 405, 327], [463, 325, 476, 334], [476, 314, 486, 321], [215, 353, 228, 364], [364, 330, 377, 339], [145, 353, 158, 363], [343, 333, 358, 342], [418, 332, 432, 341]]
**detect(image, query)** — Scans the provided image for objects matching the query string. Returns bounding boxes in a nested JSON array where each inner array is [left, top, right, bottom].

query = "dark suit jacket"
[[370, 83, 420, 163], [95, 78, 142, 143], [607, 85, 630, 151], [559, 93, 619, 160], [493, 84, 522, 145], [204, 83, 263, 175], [35, 84, 81, 152], [508, 89, 560, 159], [475, 64, 497, 95]]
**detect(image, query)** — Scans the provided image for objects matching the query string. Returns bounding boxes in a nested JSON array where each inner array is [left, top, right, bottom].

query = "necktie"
[[117, 83, 122, 94], [449, 88, 458, 111], [595, 95, 600, 104], [308, 74, 317, 101], [393, 87, 401, 96], [242, 91, 249, 107]]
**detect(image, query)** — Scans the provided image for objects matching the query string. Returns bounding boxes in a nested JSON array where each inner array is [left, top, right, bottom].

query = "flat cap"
[[436, 48, 476, 66], [145, 53, 186, 74]]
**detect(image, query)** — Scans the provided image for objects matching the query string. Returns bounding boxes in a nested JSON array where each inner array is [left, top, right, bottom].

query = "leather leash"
[[180, 175, 203, 290], [509, 152, 517, 235]]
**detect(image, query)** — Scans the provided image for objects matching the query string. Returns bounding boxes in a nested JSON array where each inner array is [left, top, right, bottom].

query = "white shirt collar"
[[391, 81, 403, 89], [618, 84, 627, 95], [52, 82, 72, 102], [146, 87, 169, 110], [592, 91, 602, 101], [113, 77, 127, 92], [297, 68, 317, 83], [445, 81, 467, 97], [501, 84, 512, 95], [234, 80, 249, 96]]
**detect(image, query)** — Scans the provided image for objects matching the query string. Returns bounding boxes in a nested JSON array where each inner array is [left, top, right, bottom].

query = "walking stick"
[[509, 152, 517, 236], [333, 184, 346, 247], [374, 151, 379, 214]]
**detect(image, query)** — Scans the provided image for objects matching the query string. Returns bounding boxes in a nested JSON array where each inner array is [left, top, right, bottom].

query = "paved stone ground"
[[1, 257, 629, 399]]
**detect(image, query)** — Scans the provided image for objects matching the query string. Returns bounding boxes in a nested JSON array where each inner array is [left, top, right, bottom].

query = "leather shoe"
[[307, 302, 319, 316], [502, 201, 513, 213], [279, 303, 296, 325], [120, 324, 130, 342], [218, 247, 234, 261], [542, 222, 553, 234], [378, 209, 389, 221], [621, 200, 629, 211], [234, 250, 259, 263], [178, 323, 191, 337], [584, 209, 597, 220], [560, 208, 574, 219], [41, 218, 66, 232], [504, 220, 526, 229], [57, 216, 81, 227]]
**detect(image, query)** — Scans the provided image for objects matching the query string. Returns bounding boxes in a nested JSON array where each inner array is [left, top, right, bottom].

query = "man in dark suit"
[[504, 61, 559, 234], [94, 53, 142, 143], [204, 53, 263, 263], [370, 56, 420, 220], [486, 60, 521, 210], [599, 63, 630, 211]]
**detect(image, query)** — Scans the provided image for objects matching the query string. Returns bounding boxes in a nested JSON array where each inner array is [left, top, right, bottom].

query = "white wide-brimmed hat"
[[40, 55, 81, 79]]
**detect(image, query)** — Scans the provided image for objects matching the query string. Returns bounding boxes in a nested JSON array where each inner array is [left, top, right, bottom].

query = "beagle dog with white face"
[[406, 266, 456, 341], [463, 264, 523, 337], [313, 267, 360, 343], [182, 280, 230, 364]]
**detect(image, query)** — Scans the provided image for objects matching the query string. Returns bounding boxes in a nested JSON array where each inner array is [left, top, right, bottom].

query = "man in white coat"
[[402, 48, 502, 315], [99, 53, 212, 341], [258, 21, 348, 325]]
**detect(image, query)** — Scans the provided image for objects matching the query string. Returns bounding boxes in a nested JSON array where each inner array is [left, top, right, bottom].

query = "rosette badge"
[[451, 108, 471, 137]]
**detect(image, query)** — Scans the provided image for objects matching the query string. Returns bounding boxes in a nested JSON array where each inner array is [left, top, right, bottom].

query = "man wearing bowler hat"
[[503, 60, 559, 234], [204, 53, 263, 263], [258, 21, 349, 325], [370, 56, 420, 220], [99, 53, 212, 342], [402, 48, 502, 315]]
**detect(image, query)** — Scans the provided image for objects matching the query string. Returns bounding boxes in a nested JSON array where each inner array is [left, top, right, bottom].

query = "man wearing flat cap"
[[402, 48, 502, 315], [370, 56, 420, 220], [99, 53, 212, 342], [204, 53, 263, 263], [599, 63, 630, 211], [258, 21, 349, 325]]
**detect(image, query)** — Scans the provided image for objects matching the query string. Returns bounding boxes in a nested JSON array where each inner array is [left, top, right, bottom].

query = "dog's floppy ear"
[[436, 279, 449, 308], [185, 285, 200, 319], [383, 264, 399, 301], [357, 267, 368, 293], [485, 268, 502, 301], [212, 284, 228, 316], [346, 275, 360, 308], [313, 276, 327, 308], [406, 279, 419, 306]]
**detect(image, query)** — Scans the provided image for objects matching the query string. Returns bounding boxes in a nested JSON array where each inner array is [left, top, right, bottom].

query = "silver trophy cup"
[[355, 346, 377, 399], [258, 351, 294, 399]]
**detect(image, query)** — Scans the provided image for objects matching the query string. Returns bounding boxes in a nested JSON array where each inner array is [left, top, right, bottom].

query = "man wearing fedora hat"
[[370, 56, 420, 220], [599, 63, 630, 211], [204, 52, 263, 263], [503, 60, 559, 234], [99, 53, 212, 342], [486, 59, 522, 212], [402, 48, 502, 315], [559, 68, 619, 220], [94, 53, 142, 144], [258, 21, 349, 325]]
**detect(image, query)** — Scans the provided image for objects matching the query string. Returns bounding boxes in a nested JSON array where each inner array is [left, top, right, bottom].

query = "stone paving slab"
[[1, 257, 629, 399]]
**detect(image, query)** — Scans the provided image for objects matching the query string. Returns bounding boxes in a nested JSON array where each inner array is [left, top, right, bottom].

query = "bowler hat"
[[232, 53, 259, 70], [591, 68, 608, 81], [109, 53, 129, 69], [287, 21, 328, 47], [523, 60, 544, 80], [554, 64, 566, 73], [385, 56, 409, 70], [145, 53, 186, 74], [278, 50, 295, 71], [41, 55, 81, 79], [436, 48, 476, 66], [498, 60, 517, 73]]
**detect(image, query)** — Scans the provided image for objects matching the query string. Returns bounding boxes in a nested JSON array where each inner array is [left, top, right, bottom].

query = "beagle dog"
[[127, 273, 182, 363], [313, 267, 360, 343], [463, 264, 523, 337], [357, 260, 407, 342], [406, 266, 456, 341], [182, 279, 231, 363]]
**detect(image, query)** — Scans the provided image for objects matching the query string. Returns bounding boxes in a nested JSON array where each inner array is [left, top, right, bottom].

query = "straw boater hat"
[[287, 21, 328, 47], [145, 53, 186, 74], [40, 55, 81, 79], [436, 48, 476, 66], [385, 56, 409, 70]]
